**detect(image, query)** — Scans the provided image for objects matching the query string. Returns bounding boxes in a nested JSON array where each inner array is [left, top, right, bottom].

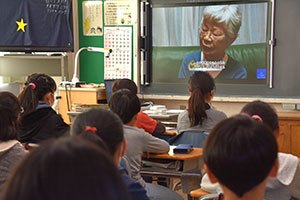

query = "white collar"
[[0, 140, 20, 152]]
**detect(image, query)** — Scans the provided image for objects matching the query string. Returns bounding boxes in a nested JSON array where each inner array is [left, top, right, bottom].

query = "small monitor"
[[104, 79, 116, 103]]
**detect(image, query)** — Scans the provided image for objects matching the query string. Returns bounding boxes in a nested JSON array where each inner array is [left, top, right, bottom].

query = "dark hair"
[[0, 92, 22, 141], [188, 71, 215, 127], [203, 115, 278, 197], [241, 100, 279, 132], [72, 108, 124, 156], [109, 89, 141, 124], [112, 79, 138, 95], [18, 73, 57, 118], [1, 137, 130, 200]]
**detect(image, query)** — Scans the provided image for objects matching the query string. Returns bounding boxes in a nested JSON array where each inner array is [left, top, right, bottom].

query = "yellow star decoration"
[[16, 18, 27, 32]]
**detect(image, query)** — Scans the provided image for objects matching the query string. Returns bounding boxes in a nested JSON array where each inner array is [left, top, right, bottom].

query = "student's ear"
[[204, 164, 219, 184], [210, 88, 215, 97], [269, 158, 279, 178], [188, 88, 191, 95], [43, 92, 54, 106]]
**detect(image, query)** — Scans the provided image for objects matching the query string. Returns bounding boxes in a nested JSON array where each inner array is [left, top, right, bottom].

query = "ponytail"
[[187, 71, 215, 127], [188, 88, 207, 127], [78, 126, 110, 153], [18, 84, 39, 118]]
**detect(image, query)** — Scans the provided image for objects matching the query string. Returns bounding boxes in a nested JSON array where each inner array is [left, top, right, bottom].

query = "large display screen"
[[149, 1, 271, 85], [0, 0, 73, 52]]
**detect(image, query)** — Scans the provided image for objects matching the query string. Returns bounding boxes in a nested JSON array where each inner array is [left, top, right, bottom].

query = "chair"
[[168, 130, 208, 193], [120, 155, 131, 178], [199, 194, 219, 200], [188, 188, 211, 200], [169, 130, 208, 148]]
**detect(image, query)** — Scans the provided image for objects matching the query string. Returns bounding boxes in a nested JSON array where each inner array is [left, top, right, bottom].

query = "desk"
[[141, 147, 204, 193], [143, 148, 203, 160], [163, 128, 178, 136], [58, 87, 106, 123]]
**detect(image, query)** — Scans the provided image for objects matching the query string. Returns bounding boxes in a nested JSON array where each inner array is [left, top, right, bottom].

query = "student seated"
[[241, 101, 300, 200], [71, 108, 150, 200], [177, 71, 226, 134], [18, 73, 70, 144], [203, 115, 278, 200], [1, 137, 130, 200], [0, 92, 27, 194], [109, 90, 183, 200], [201, 101, 300, 200], [112, 78, 166, 136]]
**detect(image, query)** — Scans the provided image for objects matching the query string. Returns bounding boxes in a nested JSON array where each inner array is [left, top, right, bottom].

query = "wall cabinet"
[[278, 112, 300, 157], [58, 87, 106, 124]]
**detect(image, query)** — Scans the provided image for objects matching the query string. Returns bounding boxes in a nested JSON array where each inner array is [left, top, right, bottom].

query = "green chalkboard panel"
[[78, 0, 105, 84]]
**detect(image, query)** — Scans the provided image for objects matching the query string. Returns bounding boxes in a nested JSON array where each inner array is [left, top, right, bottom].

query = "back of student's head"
[[241, 100, 279, 132], [18, 73, 56, 118], [0, 92, 22, 141], [109, 89, 141, 124], [72, 108, 124, 156], [188, 71, 215, 127], [1, 136, 130, 200], [204, 115, 278, 197], [112, 78, 138, 94]]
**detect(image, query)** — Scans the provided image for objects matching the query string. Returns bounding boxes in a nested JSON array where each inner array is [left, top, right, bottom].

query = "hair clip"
[[251, 115, 263, 123], [85, 126, 97, 133], [28, 83, 36, 89]]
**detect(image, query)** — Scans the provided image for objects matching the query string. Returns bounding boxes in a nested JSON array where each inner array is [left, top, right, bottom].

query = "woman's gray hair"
[[202, 5, 242, 40]]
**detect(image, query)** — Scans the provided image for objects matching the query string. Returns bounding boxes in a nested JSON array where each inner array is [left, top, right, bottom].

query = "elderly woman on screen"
[[178, 5, 247, 80]]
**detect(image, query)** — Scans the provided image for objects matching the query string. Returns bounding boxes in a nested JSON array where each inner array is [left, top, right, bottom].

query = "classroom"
[[0, 0, 300, 200]]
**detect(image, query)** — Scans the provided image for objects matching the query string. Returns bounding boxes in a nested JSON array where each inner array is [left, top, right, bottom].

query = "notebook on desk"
[[104, 79, 116, 103]]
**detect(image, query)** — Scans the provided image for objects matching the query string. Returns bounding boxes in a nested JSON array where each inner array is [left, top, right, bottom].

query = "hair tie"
[[251, 115, 263, 123], [28, 83, 36, 89], [85, 126, 97, 133]]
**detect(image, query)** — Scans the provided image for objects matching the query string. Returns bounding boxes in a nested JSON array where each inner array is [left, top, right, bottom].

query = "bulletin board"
[[77, 0, 136, 84]]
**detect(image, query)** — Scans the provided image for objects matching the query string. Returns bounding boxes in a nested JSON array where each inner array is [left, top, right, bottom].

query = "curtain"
[[152, 3, 268, 46]]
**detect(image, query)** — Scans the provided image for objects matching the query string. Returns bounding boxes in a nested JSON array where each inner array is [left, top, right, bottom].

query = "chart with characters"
[[104, 26, 132, 79]]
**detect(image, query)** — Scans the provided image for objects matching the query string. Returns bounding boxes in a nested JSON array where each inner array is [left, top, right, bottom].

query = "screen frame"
[[140, 0, 275, 97]]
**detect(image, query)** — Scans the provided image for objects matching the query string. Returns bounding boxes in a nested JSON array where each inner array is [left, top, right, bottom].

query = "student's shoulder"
[[178, 109, 188, 120], [207, 108, 227, 119], [124, 125, 148, 136]]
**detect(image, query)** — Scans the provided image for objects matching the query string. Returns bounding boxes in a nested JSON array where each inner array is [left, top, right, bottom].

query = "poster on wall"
[[104, 0, 134, 25], [104, 27, 132, 79], [82, 1, 103, 36]]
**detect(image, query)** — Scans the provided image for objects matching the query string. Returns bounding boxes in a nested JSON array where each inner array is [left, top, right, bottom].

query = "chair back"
[[199, 194, 219, 200], [169, 130, 208, 148], [120, 155, 131, 178]]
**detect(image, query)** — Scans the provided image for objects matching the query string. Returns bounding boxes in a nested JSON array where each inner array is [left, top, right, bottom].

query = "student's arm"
[[142, 131, 169, 153], [54, 113, 70, 137], [177, 110, 189, 133], [135, 111, 166, 135], [152, 121, 166, 136]]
